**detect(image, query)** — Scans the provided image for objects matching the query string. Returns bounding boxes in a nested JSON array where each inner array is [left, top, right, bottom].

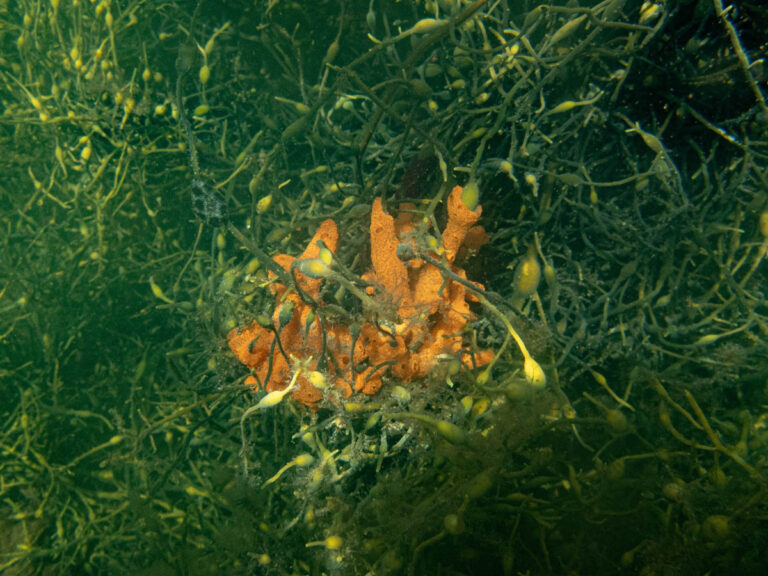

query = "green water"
[[1, 1, 767, 574]]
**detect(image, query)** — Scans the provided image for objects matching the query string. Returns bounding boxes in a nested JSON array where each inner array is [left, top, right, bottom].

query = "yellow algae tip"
[[149, 276, 174, 304], [435, 420, 468, 445], [514, 249, 541, 297], [199, 65, 210, 84], [256, 194, 272, 214], [297, 258, 331, 279], [305, 535, 343, 550], [759, 209, 768, 238], [524, 357, 546, 388], [410, 18, 445, 35], [461, 180, 480, 211]]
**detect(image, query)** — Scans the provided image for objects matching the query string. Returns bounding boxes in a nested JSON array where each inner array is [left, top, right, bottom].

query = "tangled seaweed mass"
[[228, 185, 494, 406], [4, 0, 768, 573]]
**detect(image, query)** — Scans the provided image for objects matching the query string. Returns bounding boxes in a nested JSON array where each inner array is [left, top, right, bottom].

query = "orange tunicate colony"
[[227, 185, 494, 406]]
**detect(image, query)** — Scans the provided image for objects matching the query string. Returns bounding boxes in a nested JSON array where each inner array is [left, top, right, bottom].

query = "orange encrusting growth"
[[228, 185, 493, 407]]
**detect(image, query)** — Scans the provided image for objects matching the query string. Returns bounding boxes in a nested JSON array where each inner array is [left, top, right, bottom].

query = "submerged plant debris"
[[1, 0, 768, 574]]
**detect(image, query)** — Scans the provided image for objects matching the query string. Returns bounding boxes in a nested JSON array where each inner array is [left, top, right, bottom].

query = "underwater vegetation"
[[1, 0, 768, 574]]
